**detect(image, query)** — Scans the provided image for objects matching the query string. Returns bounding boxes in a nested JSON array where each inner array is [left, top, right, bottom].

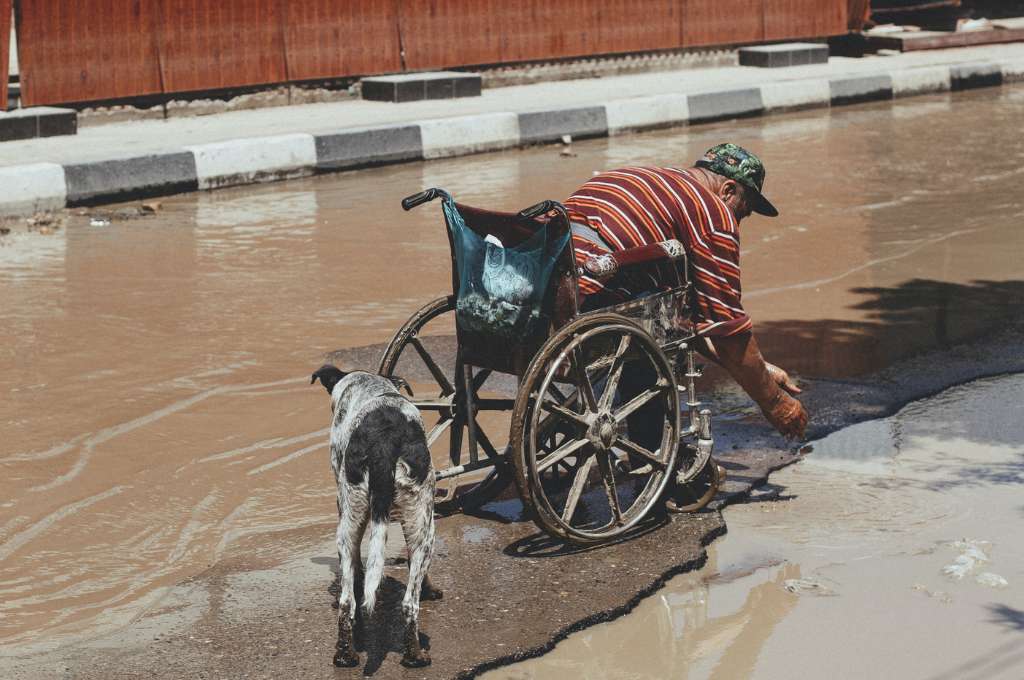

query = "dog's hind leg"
[[396, 475, 437, 668], [333, 487, 367, 668]]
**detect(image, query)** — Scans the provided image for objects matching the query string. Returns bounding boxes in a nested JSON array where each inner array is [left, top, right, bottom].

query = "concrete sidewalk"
[[1, 43, 1023, 216]]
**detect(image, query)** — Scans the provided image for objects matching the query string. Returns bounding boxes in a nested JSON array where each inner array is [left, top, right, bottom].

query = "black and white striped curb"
[[2, 58, 1022, 216]]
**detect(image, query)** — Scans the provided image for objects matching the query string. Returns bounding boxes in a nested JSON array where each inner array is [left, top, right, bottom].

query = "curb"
[[3, 59, 1023, 216]]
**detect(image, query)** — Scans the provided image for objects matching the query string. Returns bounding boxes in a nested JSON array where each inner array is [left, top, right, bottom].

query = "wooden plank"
[[763, 0, 848, 41], [0, 0, 9, 110], [284, 0, 402, 80], [16, 0, 163, 106], [156, 0, 287, 93], [865, 26, 1024, 51], [683, 0, 764, 47]]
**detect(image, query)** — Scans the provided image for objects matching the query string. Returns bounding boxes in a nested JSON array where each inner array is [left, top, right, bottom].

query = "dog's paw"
[[420, 585, 444, 601], [400, 650, 432, 668], [333, 650, 360, 668]]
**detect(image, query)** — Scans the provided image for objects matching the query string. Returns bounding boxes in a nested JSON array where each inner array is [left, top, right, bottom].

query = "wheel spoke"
[[596, 452, 623, 526], [410, 335, 454, 396], [615, 436, 667, 470], [537, 436, 589, 474], [426, 415, 454, 446], [599, 335, 631, 411], [475, 423, 503, 461], [561, 455, 597, 524], [541, 400, 590, 429], [535, 389, 580, 441], [471, 368, 492, 392], [448, 417, 464, 467], [613, 386, 665, 422], [571, 347, 598, 413]]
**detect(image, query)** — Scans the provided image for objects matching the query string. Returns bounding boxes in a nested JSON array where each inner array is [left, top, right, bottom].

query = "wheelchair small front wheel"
[[664, 459, 725, 513]]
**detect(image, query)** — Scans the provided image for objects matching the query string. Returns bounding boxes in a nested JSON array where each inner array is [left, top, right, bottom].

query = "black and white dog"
[[311, 365, 441, 668]]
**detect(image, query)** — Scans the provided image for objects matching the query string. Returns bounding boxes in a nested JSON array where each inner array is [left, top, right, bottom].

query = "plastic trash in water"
[[783, 577, 836, 596], [976, 572, 1008, 589], [942, 540, 990, 580]]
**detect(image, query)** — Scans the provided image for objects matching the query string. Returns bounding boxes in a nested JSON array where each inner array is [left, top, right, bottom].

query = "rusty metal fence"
[[11, 0, 850, 109]]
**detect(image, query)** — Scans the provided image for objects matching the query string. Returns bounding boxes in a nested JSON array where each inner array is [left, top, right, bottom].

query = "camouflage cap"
[[695, 143, 778, 217]]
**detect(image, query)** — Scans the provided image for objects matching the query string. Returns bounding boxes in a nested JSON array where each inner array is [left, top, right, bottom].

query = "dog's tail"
[[361, 459, 397, 615]]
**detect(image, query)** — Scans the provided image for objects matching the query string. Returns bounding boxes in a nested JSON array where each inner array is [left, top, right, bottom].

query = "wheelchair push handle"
[[402, 188, 443, 211], [517, 200, 559, 220]]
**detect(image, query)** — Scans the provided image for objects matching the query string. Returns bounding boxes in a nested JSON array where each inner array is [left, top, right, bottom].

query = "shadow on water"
[[756, 278, 1024, 380], [988, 605, 1024, 633]]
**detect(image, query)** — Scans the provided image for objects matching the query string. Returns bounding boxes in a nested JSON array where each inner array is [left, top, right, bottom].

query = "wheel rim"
[[379, 297, 510, 507], [519, 316, 679, 542]]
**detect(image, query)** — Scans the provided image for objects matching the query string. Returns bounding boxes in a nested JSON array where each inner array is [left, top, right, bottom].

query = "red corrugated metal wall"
[[16, 0, 163, 106], [12, 0, 849, 108], [157, 0, 288, 92], [765, 0, 848, 40], [0, 0, 9, 109], [284, 0, 403, 80]]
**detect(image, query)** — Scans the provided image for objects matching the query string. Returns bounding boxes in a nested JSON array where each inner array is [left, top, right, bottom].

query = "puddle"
[[2, 87, 1024, 655], [490, 373, 1024, 679]]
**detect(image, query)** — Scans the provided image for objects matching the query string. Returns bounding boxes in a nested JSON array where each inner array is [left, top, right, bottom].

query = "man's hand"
[[711, 331, 809, 439], [761, 392, 808, 440], [765, 362, 802, 396]]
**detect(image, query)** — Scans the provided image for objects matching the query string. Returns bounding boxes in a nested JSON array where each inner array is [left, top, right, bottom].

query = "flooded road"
[[492, 373, 1024, 680], [3, 86, 1024, 656]]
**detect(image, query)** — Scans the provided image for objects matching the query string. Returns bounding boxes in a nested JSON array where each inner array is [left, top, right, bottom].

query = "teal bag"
[[443, 196, 568, 341]]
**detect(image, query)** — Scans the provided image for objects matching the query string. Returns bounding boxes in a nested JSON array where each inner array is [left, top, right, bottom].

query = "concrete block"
[[315, 125, 423, 171], [950, 62, 1003, 91], [0, 107, 77, 142], [0, 109, 37, 142], [739, 43, 829, 68], [605, 94, 689, 134], [64, 153, 199, 206], [189, 133, 317, 190], [891, 66, 952, 97], [687, 88, 764, 124], [35, 107, 78, 138], [760, 79, 831, 112], [420, 113, 519, 159], [518, 107, 608, 145], [999, 59, 1024, 83], [829, 75, 893, 106], [361, 72, 482, 103], [0, 163, 67, 215]]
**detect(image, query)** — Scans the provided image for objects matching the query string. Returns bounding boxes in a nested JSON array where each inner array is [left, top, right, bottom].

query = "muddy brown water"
[[491, 372, 1024, 680], [2, 87, 1024, 656]]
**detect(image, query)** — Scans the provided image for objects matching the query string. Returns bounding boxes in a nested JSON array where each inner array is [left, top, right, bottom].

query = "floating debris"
[[941, 540, 990, 580], [90, 218, 111, 228], [559, 134, 576, 157], [783, 577, 836, 596], [975, 572, 1008, 589]]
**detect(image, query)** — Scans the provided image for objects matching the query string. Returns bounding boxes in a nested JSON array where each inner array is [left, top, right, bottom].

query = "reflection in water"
[[496, 374, 1024, 679], [2, 88, 1024, 654]]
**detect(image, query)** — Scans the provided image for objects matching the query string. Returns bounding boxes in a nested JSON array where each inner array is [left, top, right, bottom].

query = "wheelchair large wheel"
[[379, 296, 511, 509], [510, 313, 680, 544]]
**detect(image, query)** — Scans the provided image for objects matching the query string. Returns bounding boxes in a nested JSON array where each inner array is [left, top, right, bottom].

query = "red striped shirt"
[[566, 167, 752, 337]]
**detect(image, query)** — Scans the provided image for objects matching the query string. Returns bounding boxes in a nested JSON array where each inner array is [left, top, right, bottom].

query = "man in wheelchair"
[[567, 143, 808, 440]]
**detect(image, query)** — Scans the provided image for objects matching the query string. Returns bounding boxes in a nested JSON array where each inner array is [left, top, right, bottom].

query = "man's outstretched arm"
[[705, 331, 808, 439]]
